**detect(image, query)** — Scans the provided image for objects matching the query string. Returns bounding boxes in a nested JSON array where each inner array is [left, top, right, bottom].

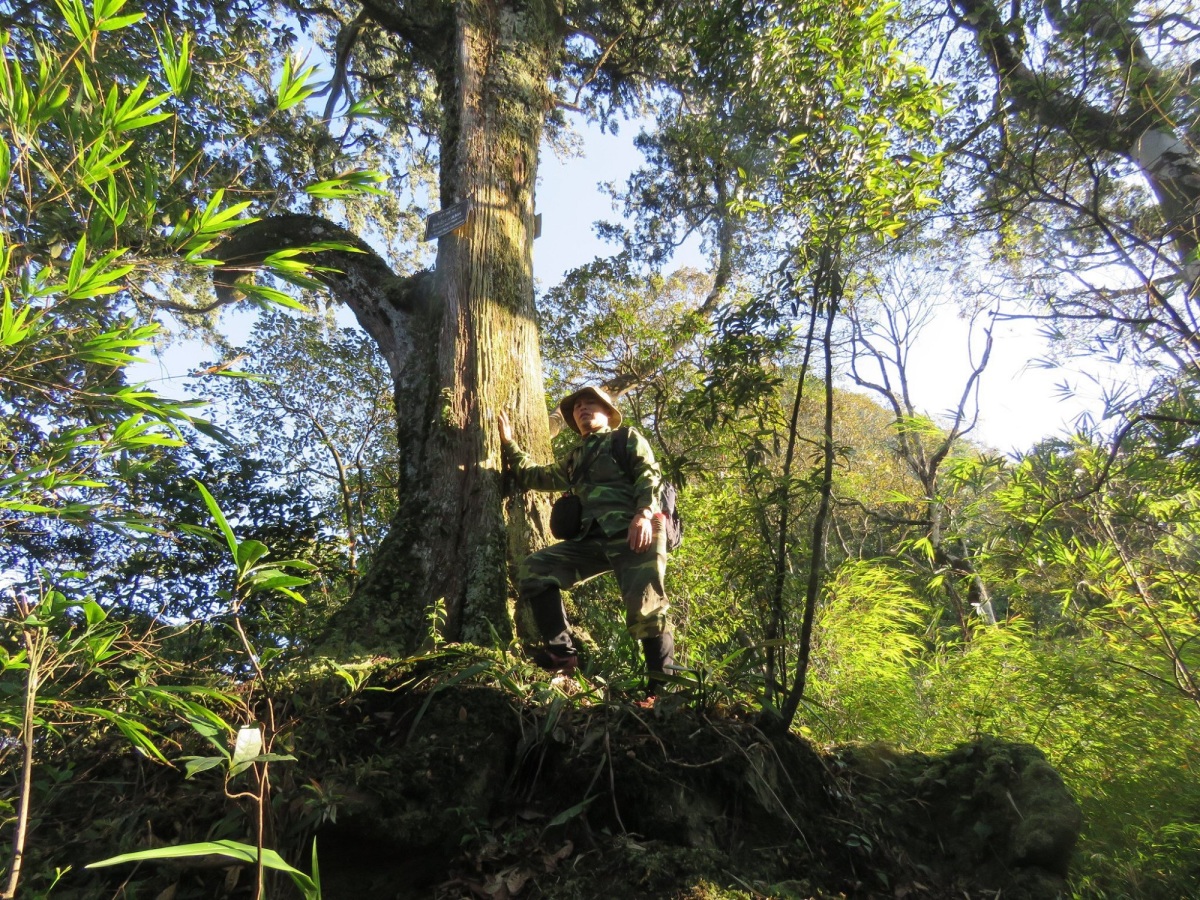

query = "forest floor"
[[301, 655, 1081, 900], [32, 650, 1083, 899]]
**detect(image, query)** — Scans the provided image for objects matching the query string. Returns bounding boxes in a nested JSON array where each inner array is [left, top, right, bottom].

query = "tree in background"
[[926, 0, 1200, 413], [671, 0, 943, 723], [849, 252, 1003, 633], [201, 311, 399, 588], [109, 0, 944, 657]]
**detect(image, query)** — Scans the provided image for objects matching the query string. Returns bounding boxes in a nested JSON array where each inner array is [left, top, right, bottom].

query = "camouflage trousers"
[[518, 525, 670, 641]]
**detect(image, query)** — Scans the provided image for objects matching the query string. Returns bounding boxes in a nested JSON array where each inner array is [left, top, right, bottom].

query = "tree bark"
[[765, 296, 821, 702], [333, 0, 560, 653], [780, 260, 841, 729], [216, 0, 561, 654]]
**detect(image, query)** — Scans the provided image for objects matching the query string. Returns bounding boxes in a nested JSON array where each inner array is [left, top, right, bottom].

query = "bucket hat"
[[557, 385, 622, 434]]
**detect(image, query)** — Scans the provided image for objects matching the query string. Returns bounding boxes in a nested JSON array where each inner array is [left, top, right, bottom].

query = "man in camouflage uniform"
[[497, 386, 674, 689]]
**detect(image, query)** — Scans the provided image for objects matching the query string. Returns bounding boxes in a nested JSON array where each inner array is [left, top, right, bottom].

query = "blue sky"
[[535, 120, 1116, 456]]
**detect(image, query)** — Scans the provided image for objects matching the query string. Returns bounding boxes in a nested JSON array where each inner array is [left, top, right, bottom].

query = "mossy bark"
[[322, 0, 561, 655]]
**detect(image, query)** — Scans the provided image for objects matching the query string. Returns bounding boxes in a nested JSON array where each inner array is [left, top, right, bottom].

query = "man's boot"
[[527, 586, 578, 673], [641, 630, 675, 696]]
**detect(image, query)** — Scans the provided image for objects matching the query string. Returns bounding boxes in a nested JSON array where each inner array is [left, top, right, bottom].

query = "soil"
[[20, 655, 1082, 899]]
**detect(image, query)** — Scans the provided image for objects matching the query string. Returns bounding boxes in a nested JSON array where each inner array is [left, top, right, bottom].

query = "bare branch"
[[322, 11, 368, 121]]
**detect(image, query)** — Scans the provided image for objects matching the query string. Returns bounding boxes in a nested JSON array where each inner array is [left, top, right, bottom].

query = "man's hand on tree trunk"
[[497, 410, 513, 444]]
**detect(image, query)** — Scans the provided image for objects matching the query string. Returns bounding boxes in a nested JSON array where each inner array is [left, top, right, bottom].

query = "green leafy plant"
[[71, 482, 315, 898], [0, 582, 241, 898], [0, 0, 377, 551], [89, 839, 321, 900], [161, 482, 314, 898], [659, 646, 764, 713], [0, 3, 383, 885]]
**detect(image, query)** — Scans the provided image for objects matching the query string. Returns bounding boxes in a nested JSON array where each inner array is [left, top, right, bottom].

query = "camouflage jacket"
[[503, 427, 663, 539]]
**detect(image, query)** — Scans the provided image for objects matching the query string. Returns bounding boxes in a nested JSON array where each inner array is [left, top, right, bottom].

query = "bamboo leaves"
[[997, 436, 1200, 712], [0, 586, 233, 897], [276, 54, 319, 111], [88, 840, 322, 900], [304, 169, 387, 199], [102, 78, 171, 134], [169, 189, 258, 260], [193, 480, 316, 608], [59, 0, 145, 48], [0, 2, 350, 541], [153, 23, 191, 96]]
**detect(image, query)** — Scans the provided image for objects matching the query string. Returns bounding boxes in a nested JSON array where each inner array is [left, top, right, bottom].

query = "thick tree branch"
[[357, 0, 456, 69], [322, 11, 368, 121], [950, 0, 1127, 152], [569, 29, 628, 109], [212, 213, 435, 382]]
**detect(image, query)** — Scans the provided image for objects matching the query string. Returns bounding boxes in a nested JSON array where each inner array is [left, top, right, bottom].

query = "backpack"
[[611, 426, 683, 552]]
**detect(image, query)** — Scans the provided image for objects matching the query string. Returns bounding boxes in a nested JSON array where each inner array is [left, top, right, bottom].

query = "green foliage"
[[730, 0, 945, 247], [0, 467, 321, 898], [790, 420, 1200, 897], [89, 839, 322, 899], [0, 0, 371, 550], [0, 579, 244, 897], [194, 479, 315, 608], [804, 561, 927, 740], [2, 588, 170, 760], [540, 257, 713, 399], [0, 7, 375, 895], [997, 435, 1200, 708], [1, 0, 1198, 895], [76, 487, 316, 900], [660, 647, 764, 714], [197, 310, 400, 595]]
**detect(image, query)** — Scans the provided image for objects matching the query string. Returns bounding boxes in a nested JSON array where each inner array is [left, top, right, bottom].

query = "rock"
[[836, 736, 1083, 899]]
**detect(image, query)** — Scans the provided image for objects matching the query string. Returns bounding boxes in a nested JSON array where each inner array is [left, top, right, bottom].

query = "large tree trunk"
[[336, 0, 560, 653], [221, 1, 562, 654]]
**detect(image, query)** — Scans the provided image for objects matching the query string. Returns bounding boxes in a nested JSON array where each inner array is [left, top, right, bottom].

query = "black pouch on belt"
[[549, 434, 610, 541], [549, 493, 583, 539]]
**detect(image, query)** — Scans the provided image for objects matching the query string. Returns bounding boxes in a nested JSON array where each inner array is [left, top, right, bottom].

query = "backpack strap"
[[566, 437, 608, 487], [611, 425, 632, 477]]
